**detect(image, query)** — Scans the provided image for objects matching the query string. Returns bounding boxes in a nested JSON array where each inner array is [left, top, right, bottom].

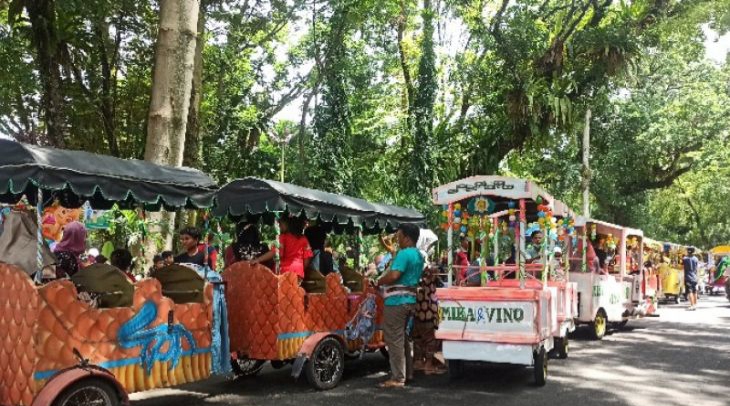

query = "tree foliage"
[[1, 0, 730, 247]]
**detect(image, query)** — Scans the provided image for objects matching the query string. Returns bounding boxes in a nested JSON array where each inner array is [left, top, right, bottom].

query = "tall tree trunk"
[[26, 0, 65, 146], [145, 0, 200, 167], [183, 0, 206, 168], [144, 0, 201, 255]]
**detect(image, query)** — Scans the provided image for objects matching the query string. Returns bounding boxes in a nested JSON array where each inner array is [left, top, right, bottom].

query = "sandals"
[[424, 365, 448, 375], [378, 380, 406, 388]]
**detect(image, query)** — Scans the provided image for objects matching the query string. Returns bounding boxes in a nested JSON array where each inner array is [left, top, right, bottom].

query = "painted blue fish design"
[[118, 300, 196, 375]]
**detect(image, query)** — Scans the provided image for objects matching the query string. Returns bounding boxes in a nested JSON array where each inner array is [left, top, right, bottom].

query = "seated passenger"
[[570, 238, 600, 273], [175, 227, 215, 269], [110, 248, 136, 282], [525, 230, 544, 264], [153, 254, 165, 271], [455, 236, 471, 284], [225, 222, 272, 268], [53, 221, 87, 279], [305, 225, 336, 276], [161, 250, 174, 266], [252, 216, 312, 279], [550, 247, 565, 280], [593, 237, 608, 270], [198, 234, 218, 271]]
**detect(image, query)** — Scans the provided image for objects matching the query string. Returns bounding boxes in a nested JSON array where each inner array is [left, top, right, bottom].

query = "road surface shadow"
[[131, 297, 730, 406]]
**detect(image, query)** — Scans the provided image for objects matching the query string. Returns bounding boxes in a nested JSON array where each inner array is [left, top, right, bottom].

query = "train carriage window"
[[151, 264, 205, 303]]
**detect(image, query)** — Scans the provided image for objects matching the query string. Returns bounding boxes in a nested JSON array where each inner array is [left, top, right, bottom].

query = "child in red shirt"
[[252, 216, 313, 278], [455, 235, 471, 284]]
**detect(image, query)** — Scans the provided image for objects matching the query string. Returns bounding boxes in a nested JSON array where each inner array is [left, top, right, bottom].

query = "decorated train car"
[[642, 238, 663, 301], [0, 140, 224, 406], [0, 264, 215, 406], [432, 176, 580, 386], [216, 177, 425, 390], [570, 219, 653, 339], [708, 245, 730, 296]]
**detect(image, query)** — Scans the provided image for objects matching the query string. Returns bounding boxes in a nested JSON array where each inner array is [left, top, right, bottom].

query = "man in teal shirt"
[[376, 223, 423, 388]]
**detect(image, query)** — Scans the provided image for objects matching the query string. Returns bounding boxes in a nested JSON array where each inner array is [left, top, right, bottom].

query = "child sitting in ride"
[[252, 216, 313, 279]]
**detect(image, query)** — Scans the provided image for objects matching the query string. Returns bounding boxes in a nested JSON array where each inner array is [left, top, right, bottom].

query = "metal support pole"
[[518, 199, 526, 289], [447, 203, 454, 286], [582, 108, 591, 273], [619, 230, 627, 278], [564, 231, 571, 282], [493, 217, 499, 266], [540, 222, 544, 288]]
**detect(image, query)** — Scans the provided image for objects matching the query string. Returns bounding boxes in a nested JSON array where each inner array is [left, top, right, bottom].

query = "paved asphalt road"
[[132, 295, 730, 406]]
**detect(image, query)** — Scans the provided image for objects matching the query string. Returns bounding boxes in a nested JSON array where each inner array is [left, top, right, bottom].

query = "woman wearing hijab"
[[53, 221, 87, 279], [224, 222, 271, 268]]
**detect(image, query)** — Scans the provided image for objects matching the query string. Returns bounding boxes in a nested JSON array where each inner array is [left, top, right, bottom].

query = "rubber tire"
[[618, 320, 628, 329], [448, 360, 464, 380], [231, 357, 266, 377], [591, 310, 607, 340], [533, 348, 548, 387], [52, 378, 120, 406], [555, 337, 569, 359], [305, 336, 345, 390]]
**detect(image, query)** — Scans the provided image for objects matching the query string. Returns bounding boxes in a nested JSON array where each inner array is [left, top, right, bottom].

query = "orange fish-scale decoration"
[[224, 263, 280, 360], [29, 276, 214, 395], [225, 265, 387, 363], [0, 264, 39, 406]]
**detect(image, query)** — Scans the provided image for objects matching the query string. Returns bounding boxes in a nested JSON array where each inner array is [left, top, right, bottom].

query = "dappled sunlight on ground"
[[131, 296, 730, 406]]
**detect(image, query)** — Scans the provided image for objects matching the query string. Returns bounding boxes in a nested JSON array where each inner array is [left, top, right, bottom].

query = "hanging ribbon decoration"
[[139, 205, 147, 265], [355, 225, 363, 271], [35, 187, 44, 284], [273, 212, 281, 274], [202, 210, 211, 276]]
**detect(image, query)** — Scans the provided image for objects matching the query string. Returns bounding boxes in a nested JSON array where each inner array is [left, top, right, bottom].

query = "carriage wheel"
[[305, 337, 345, 390], [591, 310, 607, 340], [533, 348, 548, 387], [555, 337, 569, 359], [231, 357, 266, 377], [53, 378, 119, 406]]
